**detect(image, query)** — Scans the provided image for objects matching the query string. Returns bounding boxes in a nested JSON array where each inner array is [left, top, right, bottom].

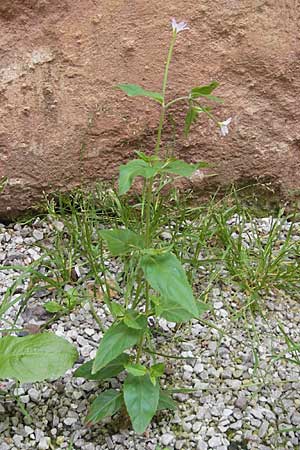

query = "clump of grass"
[[273, 322, 300, 366], [211, 206, 300, 310]]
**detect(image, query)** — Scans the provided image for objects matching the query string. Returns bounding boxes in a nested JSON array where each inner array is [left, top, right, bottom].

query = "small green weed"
[[272, 322, 300, 366]]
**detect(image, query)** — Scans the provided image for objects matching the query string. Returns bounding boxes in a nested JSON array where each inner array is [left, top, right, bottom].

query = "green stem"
[[136, 31, 177, 364], [165, 96, 189, 109], [145, 178, 153, 247], [136, 179, 153, 363], [87, 295, 105, 332], [155, 33, 177, 155]]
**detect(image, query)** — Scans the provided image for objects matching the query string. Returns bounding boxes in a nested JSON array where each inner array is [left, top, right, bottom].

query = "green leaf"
[[86, 389, 123, 425], [197, 301, 210, 315], [191, 81, 219, 97], [150, 363, 165, 378], [111, 303, 125, 318], [116, 84, 163, 104], [149, 363, 165, 385], [184, 106, 199, 136], [140, 252, 199, 323], [92, 318, 146, 373], [202, 94, 223, 103], [118, 159, 159, 195], [44, 301, 63, 313], [74, 354, 129, 380], [157, 391, 177, 411], [135, 151, 160, 163], [125, 363, 147, 377], [163, 160, 209, 177], [0, 333, 78, 383], [100, 228, 144, 256], [124, 310, 143, 329], [124, 374, 160, 433], [190, 82, 223, 103]]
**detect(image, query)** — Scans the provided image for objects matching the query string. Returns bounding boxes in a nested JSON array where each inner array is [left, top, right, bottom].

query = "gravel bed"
[[0, 217, 300, 450]]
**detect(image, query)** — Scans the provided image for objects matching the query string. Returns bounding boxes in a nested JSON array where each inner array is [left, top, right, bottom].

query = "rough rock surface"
[[0, 0, 300, 218]]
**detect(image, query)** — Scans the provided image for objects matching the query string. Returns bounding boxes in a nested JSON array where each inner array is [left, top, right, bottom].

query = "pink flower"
[[171, 18, 189, 33]]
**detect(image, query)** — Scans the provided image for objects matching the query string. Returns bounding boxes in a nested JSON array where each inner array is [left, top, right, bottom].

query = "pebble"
[[258, 420, 269, 438], [208, 436, 222, 448], [24, 426, 34, 436], [196, 439, 208, 450], [161, 433, 175, 446], [227, 379, 242, 389], [192, 421, 202, 433], [33, 230, 44, 241], [291, 412, 300, 425], [64, 417, 77, 426], [235, 396, 247, 410], [38, 437, 51, 449], [0, 444, 10, 450]]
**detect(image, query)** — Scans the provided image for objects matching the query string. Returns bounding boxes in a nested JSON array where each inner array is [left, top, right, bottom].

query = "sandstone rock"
[[0, 1, 299, 219]]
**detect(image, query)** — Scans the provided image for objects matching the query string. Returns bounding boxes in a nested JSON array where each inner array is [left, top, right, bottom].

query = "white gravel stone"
[[0, 443, 10, 450], [38, 437, 51, 449], [208, 436, 223, 448], [33, 230, 44, 241], [64, 417, 77, 426], [196, 439, 208, 450], [160, 433, 175, 446], [24, 425, 34, 436]]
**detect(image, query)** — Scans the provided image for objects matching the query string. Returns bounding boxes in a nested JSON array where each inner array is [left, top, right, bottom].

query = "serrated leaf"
[[0, 333, 78, 383], [124, 374, 160, 433], [125, 363, 147, 377], [92, 318, 146, 373], [86, 389, 123, 425], [100, 228, 144, 256], [74, 353, 129, 380], [157, 391, 177, 411], [140, 252, 199, 323], [191, 81, 219, 97], [116, 84, 163, 104], [118, 160, 159, 195]]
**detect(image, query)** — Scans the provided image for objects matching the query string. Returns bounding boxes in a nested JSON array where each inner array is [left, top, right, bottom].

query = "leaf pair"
[[116, 81, 222, 106], [119, 158, 210, 195], [100, 228, 209, 323], [185, 81, 223, 136], [86, 379, 176, 433]]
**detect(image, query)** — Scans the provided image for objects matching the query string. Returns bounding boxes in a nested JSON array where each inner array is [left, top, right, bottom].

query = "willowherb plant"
[[73, 19, 230, 433]]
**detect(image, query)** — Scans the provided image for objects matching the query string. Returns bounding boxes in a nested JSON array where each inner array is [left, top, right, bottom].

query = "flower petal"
[[171, 18, 189, 33], [223, 117, 232, 126]]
